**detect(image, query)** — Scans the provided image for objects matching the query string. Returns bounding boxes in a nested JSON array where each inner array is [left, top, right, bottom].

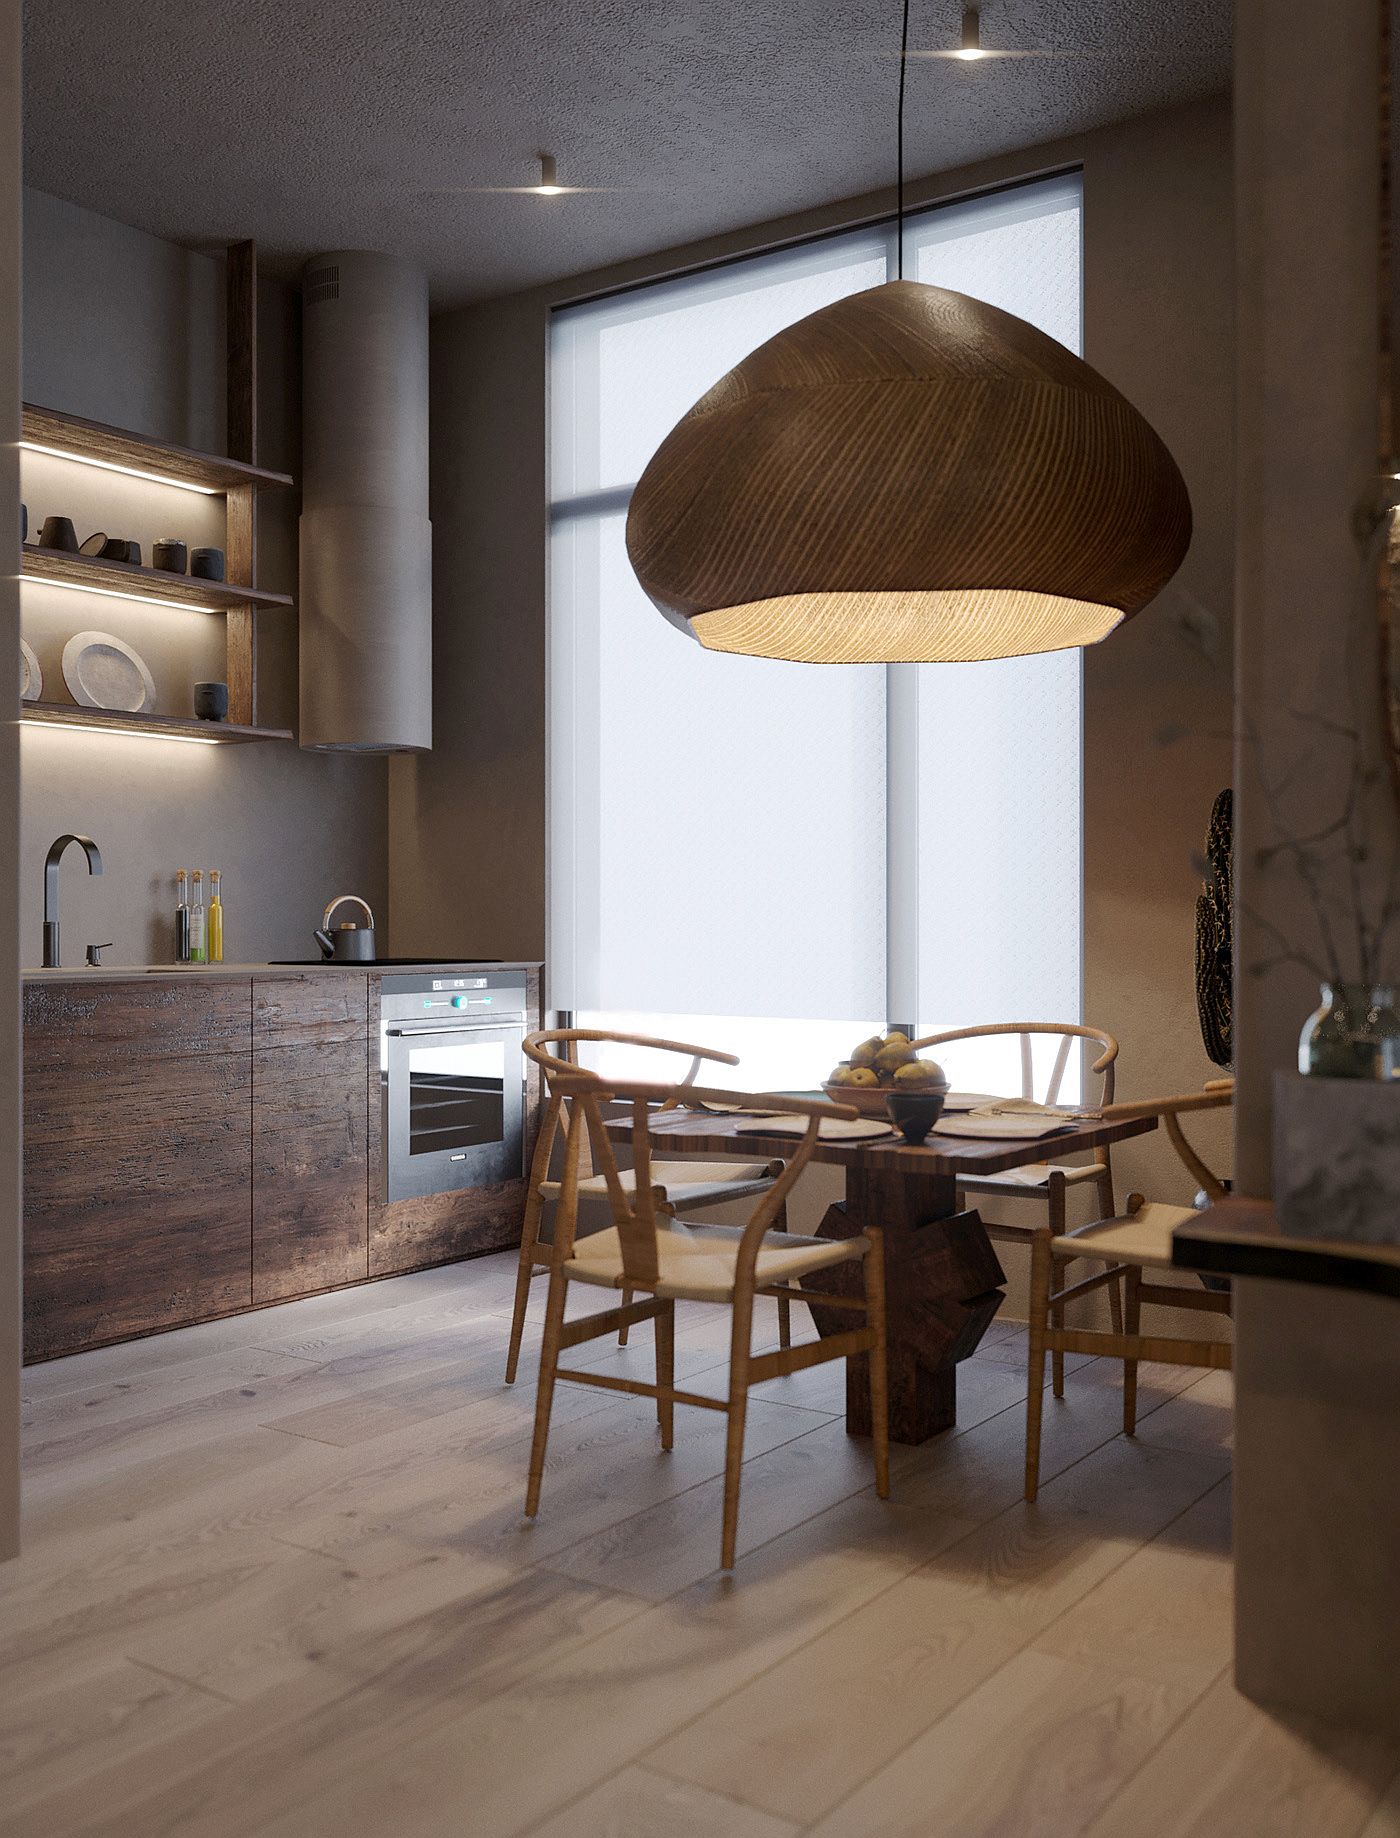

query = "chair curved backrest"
[[524, 1027, 740, 1110], [910, 1022, 1119, 1108], [547, 1075, 854, 1288], [525, 1028, 744, 1184], [1101, 1082, 1234, 1202]]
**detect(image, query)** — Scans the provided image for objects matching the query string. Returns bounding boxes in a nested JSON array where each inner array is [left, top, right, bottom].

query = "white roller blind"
[[549, 173, 1084, 1068], [908, 179, 1084, 1055], [550, 234, 889, 1023]]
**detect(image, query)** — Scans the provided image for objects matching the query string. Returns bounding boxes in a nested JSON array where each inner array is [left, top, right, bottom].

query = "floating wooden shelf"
[[21, 402, 294, 493], [21, 544, 295, 612], [20, 702, 294, 745]]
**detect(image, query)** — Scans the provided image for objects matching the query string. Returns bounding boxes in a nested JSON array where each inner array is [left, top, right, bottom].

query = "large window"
[[549, 175, 1083, 1092]]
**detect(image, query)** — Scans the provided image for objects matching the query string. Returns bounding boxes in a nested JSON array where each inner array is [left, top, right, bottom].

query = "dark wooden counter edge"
[[1174, 1198, 1400, 1301]]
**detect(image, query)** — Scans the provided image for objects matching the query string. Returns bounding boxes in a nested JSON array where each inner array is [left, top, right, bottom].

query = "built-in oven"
[[380, 972, 527, 1203]]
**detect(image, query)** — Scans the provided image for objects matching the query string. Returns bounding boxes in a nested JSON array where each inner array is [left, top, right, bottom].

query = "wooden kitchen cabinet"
[[23, 978, 254, 1360], [22, 965, 539, 1360], [252, 975, 368, 1304]]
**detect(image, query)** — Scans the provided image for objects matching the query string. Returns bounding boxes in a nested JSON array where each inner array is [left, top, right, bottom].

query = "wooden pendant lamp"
[[625, 279, 1192, 663], [625, 5, 1192, 665]]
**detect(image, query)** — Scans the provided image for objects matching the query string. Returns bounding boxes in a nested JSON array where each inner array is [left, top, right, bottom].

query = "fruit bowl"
[[821, 1079, 898, 1118], [822, 1073, 949, 1119]]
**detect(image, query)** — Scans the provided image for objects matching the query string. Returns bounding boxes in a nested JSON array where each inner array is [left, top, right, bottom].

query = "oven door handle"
[[386, 1023, 518, 1038]]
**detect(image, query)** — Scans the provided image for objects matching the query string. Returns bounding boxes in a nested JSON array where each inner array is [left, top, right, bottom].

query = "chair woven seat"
[[565, 1216, 869, 1303], [1052, 1201, 1199, 1271], [540, 1159, 779, 1210], [961, 1161, 1107, 1193]]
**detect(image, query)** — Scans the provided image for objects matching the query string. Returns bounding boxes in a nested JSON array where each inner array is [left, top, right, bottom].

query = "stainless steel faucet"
[[43, 834, 103, 969]]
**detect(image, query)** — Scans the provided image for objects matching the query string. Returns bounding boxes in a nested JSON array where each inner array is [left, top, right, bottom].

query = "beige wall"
[[405, 94, 1236, 1222], [19, 189, 388, 967], [1233, 0, 1390, 1194], [1, 0, 21, 1557]]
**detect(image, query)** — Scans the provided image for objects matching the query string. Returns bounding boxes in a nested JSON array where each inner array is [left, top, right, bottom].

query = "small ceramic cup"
[[190, 547, 225, 582], [100, 537, 141, 565], [885, 1090, 947, 1146], [152, 539, 188, 573], [38, 515, 79, 553], [194, 681, 229, 722]]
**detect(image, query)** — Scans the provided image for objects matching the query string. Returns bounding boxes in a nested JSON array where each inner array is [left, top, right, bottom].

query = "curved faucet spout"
[[43, 834, 103, 969]]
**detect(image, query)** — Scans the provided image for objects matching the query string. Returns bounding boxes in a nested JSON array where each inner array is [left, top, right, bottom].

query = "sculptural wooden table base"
[[803, 1165, 1006, 1442]]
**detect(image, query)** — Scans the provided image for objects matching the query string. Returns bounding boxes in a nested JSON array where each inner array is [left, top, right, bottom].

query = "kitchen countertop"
[[1173, 1196, 1400, 1301], [23, 960, 541, 983]]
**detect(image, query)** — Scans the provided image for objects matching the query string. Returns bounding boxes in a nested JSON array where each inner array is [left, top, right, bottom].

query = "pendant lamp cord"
[[896, 0, 911, 279]]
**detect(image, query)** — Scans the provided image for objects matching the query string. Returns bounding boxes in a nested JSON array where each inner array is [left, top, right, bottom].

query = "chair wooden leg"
[[1123, 1264, 1142, 1435], [1106, 1263, 1124, 1334], [507, 1093, 560, 1384], [1048, 1173, 1067, 1397], [721, 1286, 755, 1571], [1096, 1161, 1123, 1335], [864, 1227, 890, 1500], [1050, 1253, 1067, 1398], [773, 1198, 792, 1351], [506, 1181, 553, 1386], [656, 1299, 675, 1451], [1025, 1230, 1052, 1502], [525, 1269, 569, 1518], [618, 1285, 634, 1345]]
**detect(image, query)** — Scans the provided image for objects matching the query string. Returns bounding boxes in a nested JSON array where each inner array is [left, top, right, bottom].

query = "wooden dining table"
[[606, 1103, 1157, 1445]]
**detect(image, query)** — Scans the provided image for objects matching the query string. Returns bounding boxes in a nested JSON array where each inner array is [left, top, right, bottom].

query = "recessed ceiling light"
[[954, 7, 988, 59], [534, 154, 565, 196]]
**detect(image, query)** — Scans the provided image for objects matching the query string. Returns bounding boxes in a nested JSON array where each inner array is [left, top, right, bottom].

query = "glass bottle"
[[189, 870, 207, 964], [175, 869, 191, 964], [1298, 982, 1400, 1078], [208, 870, 224, 964]]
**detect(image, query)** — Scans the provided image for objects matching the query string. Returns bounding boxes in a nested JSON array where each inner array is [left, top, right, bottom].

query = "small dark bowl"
[[38, 514, 79, 553], [190, 546, 225, 581], [194, 680, 229, 722], [100, 537, 141, 564], [885, 1090, 947, 1145]]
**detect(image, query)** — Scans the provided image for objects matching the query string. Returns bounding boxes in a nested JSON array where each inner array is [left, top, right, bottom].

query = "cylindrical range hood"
[[299, 250, 431, 752]]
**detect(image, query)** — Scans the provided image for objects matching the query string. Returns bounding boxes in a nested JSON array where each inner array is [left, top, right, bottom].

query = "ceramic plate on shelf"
[[19, 638, 41, 703], [61, 631, 156, 714]]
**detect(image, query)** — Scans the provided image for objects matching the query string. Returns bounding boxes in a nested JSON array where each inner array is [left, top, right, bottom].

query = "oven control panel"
[[381, 972, 528, 1026]]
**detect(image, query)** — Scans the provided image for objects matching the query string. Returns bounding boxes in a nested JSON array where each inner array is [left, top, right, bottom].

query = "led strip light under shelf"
[[19, 440, 222, 495]]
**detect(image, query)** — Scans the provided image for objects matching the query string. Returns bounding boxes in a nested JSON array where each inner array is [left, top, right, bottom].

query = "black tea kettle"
[[315, 895, 377, 962]]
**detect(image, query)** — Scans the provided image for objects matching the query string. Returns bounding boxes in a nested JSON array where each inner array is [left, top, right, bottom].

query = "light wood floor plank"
[[8, 1250, 1388, 1838], [805, 1646, 1200, 1838], [543, 1414, 920, 1602], [647, 1437, 1227, 1824], [1081, 1670, 1400, 1838], [523, 1765, 798, 1838]]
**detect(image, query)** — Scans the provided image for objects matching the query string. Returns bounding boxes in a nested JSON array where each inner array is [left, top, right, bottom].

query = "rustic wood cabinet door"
[[23, 979, 254, 1360], [252, 976, 369, 1303]]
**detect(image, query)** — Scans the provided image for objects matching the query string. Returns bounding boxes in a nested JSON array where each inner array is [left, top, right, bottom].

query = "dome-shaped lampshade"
[[625, 279, 1192, 663]]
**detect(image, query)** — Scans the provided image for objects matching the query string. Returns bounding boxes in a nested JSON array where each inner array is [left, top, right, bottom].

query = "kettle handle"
[[313, 929, 335, 958], [321, 894, 375, 932]]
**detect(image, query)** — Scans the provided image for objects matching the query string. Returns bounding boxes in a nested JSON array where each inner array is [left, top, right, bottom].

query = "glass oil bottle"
[[189, 870, 207, 964], [208, 870, 224, 964], [175, 869, 191, 963]]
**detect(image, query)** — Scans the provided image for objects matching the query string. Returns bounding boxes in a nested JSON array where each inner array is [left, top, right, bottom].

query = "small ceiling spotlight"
[[534, 154, 565, 196], [954, 7, 988, 59]]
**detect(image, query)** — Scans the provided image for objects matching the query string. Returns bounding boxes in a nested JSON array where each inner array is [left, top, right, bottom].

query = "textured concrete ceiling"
[[22, 0, 1229, 309]]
